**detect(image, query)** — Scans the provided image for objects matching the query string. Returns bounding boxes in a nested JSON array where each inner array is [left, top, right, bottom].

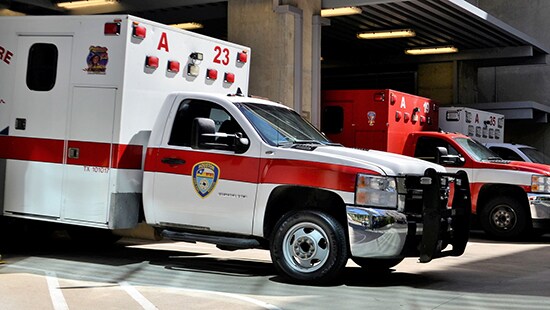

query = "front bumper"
[[347, 169, 471, 262], [527, 193, 550, 220]]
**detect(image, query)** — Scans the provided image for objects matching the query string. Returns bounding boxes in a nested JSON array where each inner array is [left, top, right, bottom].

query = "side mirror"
[[191, 117, 250, 153], [191, 117, 216, 149], [233, 132, 250, 154]]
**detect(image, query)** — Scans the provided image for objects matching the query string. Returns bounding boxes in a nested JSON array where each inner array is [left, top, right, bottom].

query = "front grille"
[[399, 174, 451, 218]]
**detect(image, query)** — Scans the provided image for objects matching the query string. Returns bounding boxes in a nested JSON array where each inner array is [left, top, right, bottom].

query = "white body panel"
[[0, 15, 250, 229], [439, 107, 505, 144]]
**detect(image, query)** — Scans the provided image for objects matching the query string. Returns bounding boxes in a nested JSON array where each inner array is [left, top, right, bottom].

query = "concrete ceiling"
[[4, 0, 548, 69]]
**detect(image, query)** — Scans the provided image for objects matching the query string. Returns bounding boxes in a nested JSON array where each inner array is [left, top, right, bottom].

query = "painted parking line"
[[120, 281, 158, 310], [45, 271, 69, 310]]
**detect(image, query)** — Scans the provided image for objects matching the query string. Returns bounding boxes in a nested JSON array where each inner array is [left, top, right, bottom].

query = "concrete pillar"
[[418, 62, 454, 105], [228, 0, 322, 124]]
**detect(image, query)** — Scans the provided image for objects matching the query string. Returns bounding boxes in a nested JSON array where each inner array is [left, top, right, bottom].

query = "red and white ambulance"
[[322, 89, 550, 239], [0, 16, 470, 283]]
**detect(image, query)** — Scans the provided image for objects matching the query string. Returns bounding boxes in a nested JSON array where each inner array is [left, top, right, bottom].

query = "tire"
[[352, 257, 404, 271], [270, 211, 348, 284], [479, 196, 529, 239]]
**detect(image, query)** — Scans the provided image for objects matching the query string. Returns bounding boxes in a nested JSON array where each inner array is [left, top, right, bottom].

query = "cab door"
[[148, 98, 260, 234]]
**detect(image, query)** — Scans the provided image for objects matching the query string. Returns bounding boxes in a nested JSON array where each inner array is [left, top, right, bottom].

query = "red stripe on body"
[[0, 136, 142, 169], [0, 135, 64, 164], [145, 147, 380, 192]]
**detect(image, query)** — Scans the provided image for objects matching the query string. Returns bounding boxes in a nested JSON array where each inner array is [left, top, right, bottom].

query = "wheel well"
[[263, 186, 347, 240], [477, 184, 528, 214]]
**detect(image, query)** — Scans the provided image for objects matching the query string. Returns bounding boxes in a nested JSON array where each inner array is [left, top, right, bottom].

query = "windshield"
[[236, 101, 331, 146], [454, 137, 502, 161], [520, 147, 550, 164]]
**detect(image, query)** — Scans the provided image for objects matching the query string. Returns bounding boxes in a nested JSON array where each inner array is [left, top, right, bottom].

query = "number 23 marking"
[[214, 46, 230, 65]]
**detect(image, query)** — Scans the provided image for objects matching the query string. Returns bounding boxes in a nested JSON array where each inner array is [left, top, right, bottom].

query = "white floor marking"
[[120, 281, 158, 310], [45, 271, 69, 310]]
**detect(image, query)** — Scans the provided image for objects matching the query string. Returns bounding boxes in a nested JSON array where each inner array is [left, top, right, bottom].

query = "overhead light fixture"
[[404, 45, 458, 55], [321, 6, 362, 17], [57, 0, 116, 9], [357, 29, 416, 39], [170, 22, 204, 30]]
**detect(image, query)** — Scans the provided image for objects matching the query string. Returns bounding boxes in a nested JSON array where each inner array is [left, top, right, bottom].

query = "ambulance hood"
[[311, 145, 446, 177]]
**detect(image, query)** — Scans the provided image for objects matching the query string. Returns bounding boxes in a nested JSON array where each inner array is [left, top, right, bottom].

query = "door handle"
[[68, 147, 80, 159], [161, 157, 186, 165]]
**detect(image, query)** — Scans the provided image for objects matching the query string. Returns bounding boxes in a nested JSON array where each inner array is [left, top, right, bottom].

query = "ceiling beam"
[[322, 0, 407, 8]]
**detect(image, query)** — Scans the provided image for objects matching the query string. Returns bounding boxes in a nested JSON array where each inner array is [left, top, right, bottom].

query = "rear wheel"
[[270, 211, 348, 284], [480, 196, 529, 239]]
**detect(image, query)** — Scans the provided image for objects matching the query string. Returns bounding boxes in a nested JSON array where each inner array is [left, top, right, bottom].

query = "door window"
[[26, 43, 58, 91], [168, 99, 244, 147]]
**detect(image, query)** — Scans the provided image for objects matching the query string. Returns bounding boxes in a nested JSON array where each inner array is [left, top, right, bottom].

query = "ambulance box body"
[[439, 107, 504, 144], [0, 15, 250, 229]]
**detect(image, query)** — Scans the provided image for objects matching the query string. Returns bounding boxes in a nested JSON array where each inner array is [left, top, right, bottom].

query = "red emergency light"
[[145, 56, 159, 69], [395, 111, 402, 121], [104, 22, 120, 35], [420, 116, 426, 124], [167, 60, 180, 73], [373, 92, 385, 102], [132, 22, 146, 39], [224, 72, 235, 83], [390, 92, 396, 105], [207, 69, 218, 80], [237, 51, 248, 63], [403, 112, 410, 122]]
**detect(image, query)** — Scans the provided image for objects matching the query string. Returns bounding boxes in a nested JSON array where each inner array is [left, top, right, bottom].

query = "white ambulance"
[[439, 107, 505, 144], [0, 15, 470, 283]]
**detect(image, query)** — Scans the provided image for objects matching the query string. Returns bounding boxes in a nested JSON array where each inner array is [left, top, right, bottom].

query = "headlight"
[[531, 175, 550, 193], [355, 174, 398, 207]]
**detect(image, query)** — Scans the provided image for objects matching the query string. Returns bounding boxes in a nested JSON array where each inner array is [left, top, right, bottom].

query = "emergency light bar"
[[145, 56, 159, 69], [224, 72, 235, 83], [207, 69, 218, 80], [237, 52, 248, 63], [446, 110, 460, 121], [132, 23, 146, 39], [104, 22, 120, 35], [167, 60, 180, 73]]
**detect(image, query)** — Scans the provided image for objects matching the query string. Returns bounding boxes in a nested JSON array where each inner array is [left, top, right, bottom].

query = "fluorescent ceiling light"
[[321, 6, 362, 17], [57, 0, 116, 9], [357, 29, 416, 39], [404, 45, 458, 55], [170, 22, 204, 30]]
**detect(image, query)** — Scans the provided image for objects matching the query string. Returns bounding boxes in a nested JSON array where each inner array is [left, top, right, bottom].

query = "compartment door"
[[4, 36, 72, 218], [62, 87, 117, 224]]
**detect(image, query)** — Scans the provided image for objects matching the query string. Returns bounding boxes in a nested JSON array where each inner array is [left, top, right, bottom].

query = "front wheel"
[[479, 196, 529, 239], [270, 211, 348, 284]]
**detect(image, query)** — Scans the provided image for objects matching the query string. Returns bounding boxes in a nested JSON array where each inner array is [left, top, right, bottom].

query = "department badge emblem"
[[367, 111, 376, 126], [192, 161, 220, 198]]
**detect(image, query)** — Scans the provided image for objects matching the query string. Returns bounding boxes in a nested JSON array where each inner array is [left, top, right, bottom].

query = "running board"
[[161, 230, 262, 250]]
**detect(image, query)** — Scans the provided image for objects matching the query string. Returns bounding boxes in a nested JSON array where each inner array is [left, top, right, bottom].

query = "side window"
[[414, 137, 460, 163], [168, 99, 243, 147], [27, 43, 58, 91], [321, 106, 344, 134]]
